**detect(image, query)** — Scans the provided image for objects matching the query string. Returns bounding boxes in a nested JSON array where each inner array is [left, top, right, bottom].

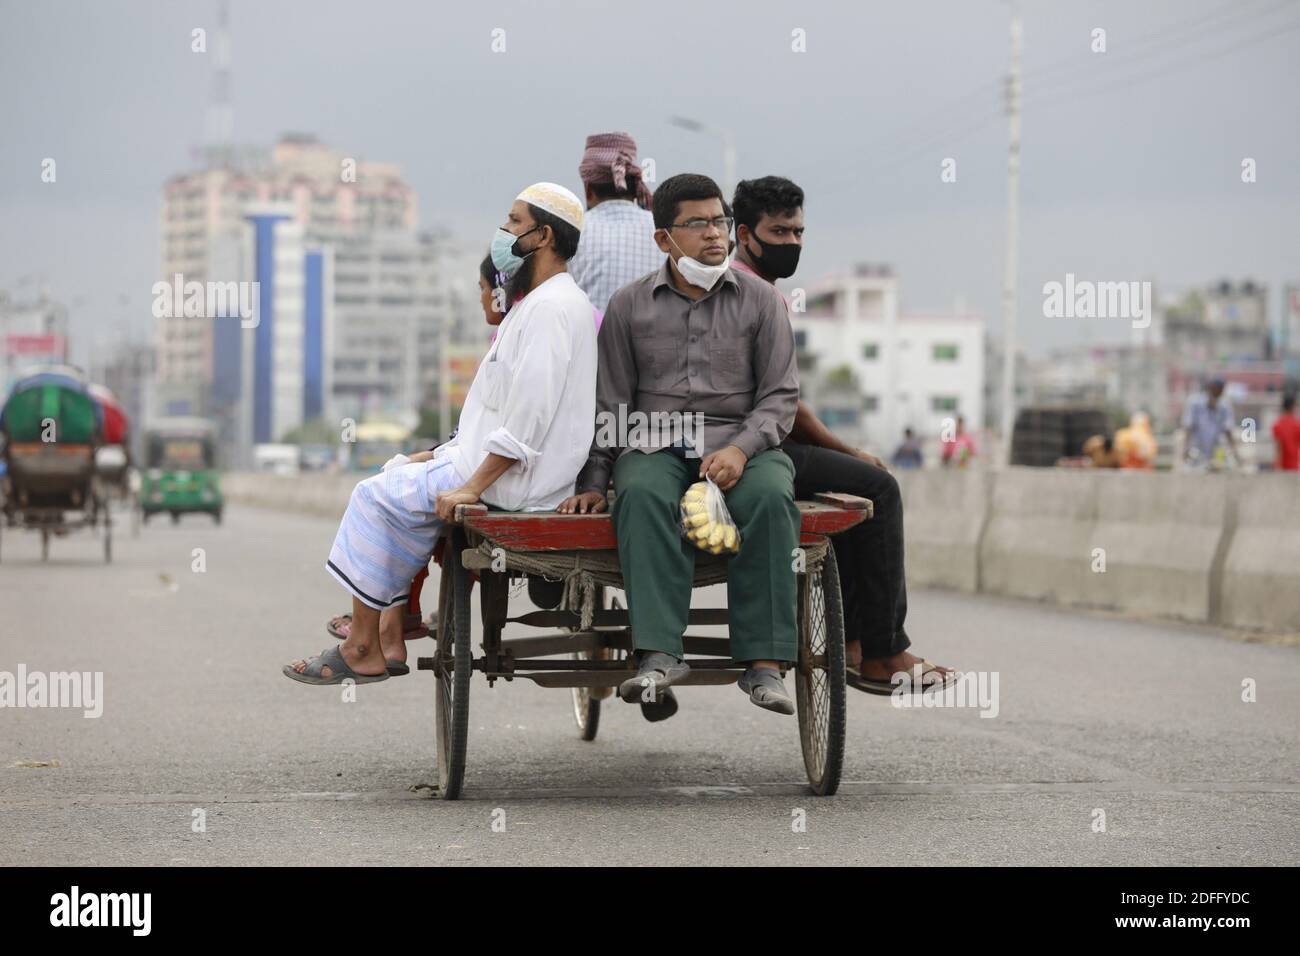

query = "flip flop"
[[282, 645, 390, 686], [847, 659, 956, 696], [386, 659, 410, 677]]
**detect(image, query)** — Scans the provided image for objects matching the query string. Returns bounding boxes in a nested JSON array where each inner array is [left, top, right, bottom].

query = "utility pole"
[[999, 5, 1023, 465], [670, 116, 737, 199]]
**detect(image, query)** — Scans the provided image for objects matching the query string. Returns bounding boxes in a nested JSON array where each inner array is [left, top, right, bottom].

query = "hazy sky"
[[2, 0, 1297, 365]]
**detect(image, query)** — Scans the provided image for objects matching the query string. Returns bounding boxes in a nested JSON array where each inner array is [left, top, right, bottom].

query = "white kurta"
[[436, 271, 597, 511]]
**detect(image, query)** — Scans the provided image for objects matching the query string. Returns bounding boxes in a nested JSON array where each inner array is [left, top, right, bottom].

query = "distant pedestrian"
[[893, 427, 924, 469], [1082, 434, 1122, 468], [1272, 393, 1300, 471], [1181, 376, 1239, 468], [941, 415, 976, 468], [1114, 412, 1156, 470]]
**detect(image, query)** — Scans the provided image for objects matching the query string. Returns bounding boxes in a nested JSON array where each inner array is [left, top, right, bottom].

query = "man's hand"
[[853, 448, 888, 470], [700, 445, 747, 491], [557, 491, 607, 514], [434, 487, 480, 522]]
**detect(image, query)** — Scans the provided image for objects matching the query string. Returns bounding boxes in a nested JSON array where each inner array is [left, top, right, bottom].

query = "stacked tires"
[[1010, 407, 1109, 466]]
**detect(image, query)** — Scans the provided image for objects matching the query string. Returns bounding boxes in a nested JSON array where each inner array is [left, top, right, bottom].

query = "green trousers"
[[611, 448, 800, 663]]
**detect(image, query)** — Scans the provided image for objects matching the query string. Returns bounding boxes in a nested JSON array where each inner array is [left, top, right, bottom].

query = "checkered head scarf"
[[578, 131, 653, 210]]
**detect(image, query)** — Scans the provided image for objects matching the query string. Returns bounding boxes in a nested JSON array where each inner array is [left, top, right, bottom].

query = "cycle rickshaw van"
[[420, 491, 871, 800], [0, 367, 111, 562]]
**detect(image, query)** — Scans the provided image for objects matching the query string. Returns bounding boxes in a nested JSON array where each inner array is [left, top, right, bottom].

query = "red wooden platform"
[[457, 492, 870, 552]]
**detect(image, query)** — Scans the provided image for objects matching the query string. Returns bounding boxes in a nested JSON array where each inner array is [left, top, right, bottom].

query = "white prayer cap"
[[516, 182, 584, 231]]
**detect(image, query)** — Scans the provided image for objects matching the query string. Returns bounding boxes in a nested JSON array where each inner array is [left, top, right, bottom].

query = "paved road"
[[2, 504, 1297, 866]]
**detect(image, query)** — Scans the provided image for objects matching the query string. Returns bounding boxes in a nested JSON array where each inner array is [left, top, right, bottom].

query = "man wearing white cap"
[[285, 183, 597, 686]]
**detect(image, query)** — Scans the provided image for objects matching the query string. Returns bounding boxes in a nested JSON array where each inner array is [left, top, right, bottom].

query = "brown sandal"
[[847, 659, 956, 696]]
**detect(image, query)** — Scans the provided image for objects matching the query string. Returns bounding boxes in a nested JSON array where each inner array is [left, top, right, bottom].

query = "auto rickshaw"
[[140, 417, 223, 525]]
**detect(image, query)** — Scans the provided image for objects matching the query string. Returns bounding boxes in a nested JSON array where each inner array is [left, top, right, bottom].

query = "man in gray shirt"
[[559, 173, 802, 715]]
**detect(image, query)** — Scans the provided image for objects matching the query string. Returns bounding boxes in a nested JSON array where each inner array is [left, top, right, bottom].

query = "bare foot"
[[858, 649, 955, 687], [288, 639, 386, 678]]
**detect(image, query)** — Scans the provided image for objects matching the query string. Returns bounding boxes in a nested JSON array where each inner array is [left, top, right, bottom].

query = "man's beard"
[[505, 254, 537, 304]]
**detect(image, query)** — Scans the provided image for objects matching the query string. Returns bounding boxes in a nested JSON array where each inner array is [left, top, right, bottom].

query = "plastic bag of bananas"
[[679, 476, 740, 555]]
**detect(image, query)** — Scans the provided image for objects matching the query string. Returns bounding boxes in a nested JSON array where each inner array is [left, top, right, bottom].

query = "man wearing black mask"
[[731, 176, 956, 698]]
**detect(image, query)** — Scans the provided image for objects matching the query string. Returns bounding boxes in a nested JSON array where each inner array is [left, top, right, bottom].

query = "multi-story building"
[[330, 231, 485, 426], [156, 135, 487, 464], [790, 264, 984, 454], [156, 134, 418, 421], [1024, 279, 1279, 435], [0, 290, 70, 398]]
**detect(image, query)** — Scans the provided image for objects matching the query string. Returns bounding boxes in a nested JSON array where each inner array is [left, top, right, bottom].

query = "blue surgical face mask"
[[490, 225, 541, 279]]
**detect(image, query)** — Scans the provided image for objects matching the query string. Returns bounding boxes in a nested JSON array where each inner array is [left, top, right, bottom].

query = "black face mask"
[[746, 233, 802, 279]]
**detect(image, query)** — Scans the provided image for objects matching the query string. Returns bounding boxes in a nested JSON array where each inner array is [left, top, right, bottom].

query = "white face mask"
[[667, 235, 731, 290]]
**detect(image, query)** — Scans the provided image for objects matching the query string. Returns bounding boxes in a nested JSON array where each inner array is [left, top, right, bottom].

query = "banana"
[[687, 511, 710, 528], [722, 526, 738, 550]]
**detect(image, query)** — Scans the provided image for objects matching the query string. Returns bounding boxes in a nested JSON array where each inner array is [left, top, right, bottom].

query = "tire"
[[214, 510, 223, 525], [41, 528, 49, 562], [796, 545, 846, 796], [570, 656, 602, 741], [435, 538, 473, 800], [170, 512, 180, 525], [569, 589, 622, 741], [103, 510, 112, 564]]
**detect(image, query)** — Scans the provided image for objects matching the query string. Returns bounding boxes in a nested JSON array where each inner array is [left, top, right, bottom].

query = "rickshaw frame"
[[419, 493, 870, 800]]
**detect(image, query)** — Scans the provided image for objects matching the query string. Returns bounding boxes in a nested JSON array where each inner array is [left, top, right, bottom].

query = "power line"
[[1023, 13, 1300, 112], [854, 6, 1300, 183]]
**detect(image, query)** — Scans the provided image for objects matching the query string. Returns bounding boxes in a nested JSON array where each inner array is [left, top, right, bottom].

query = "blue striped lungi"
[[326, 457, 462, 610]]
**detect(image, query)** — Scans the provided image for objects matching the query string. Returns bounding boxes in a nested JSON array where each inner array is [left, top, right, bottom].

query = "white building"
[[0, 290, 70, 398], [789, 265, 984, 454]]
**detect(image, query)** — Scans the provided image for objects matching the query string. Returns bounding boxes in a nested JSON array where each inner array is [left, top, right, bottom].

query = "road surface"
[[2, 504, 1296, 865]]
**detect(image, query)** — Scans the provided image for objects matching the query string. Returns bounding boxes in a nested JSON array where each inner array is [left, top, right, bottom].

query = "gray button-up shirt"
[[575, 260, 798, 493]]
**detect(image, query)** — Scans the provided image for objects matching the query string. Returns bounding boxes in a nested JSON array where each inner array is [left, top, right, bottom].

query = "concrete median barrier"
[[897, 468, 990, 592], [223, 471, 357, 518], [1084, 471, 1229, 622], [978, 467, 1099, 606], [1219, 473, 1300, 632]]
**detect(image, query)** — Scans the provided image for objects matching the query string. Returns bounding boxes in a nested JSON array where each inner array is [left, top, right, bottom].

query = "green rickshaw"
[[141, 417, 223, 525]]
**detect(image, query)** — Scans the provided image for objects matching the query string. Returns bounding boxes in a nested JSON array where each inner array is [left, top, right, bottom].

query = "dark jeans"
[[781, 440, 910, 658]]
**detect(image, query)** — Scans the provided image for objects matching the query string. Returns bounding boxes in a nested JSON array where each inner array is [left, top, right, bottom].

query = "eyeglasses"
[[669, 216, 734, 233]]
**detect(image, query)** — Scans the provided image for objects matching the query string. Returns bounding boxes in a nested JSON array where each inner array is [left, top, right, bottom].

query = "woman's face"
[[479, 276, 503, 327]]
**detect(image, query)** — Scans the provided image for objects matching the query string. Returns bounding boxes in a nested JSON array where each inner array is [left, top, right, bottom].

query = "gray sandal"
[[282, 645, 390, 685], [738, 666, 794, 715], [619, 651, 690, 703]]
